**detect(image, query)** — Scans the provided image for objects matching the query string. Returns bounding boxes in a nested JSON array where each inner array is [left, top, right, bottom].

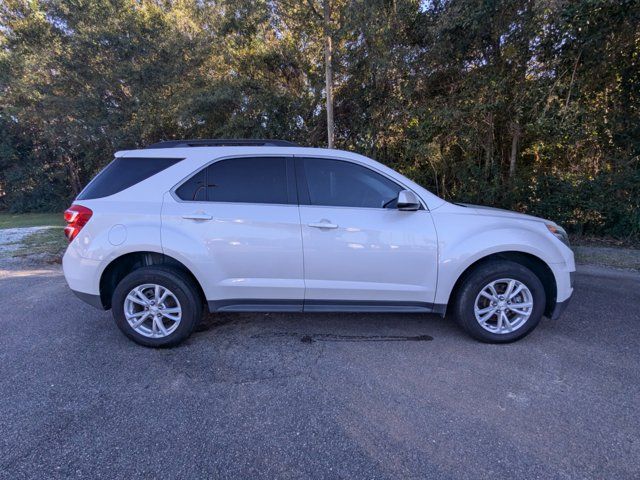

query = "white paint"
[[108, 224, 127, 246]]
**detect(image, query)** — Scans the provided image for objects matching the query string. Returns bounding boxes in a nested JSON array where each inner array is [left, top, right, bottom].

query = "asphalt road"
[[1, 265, 639, 479]]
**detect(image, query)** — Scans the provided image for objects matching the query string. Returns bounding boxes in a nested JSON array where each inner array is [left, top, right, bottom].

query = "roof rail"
[[145, 139, 298, 149]]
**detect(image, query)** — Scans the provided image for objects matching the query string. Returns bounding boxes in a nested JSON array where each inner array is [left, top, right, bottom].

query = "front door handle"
[[308, 220, 338, 229], [182, 213, 212, 221]]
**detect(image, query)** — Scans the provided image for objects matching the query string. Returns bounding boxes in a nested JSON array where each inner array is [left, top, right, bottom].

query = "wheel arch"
[[443, 251, 557, 318], [99, 251, 206, 310]]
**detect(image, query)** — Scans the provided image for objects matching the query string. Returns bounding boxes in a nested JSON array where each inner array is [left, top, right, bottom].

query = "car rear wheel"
[[453, 260, 546, 343], [112, 266, 203, 347]]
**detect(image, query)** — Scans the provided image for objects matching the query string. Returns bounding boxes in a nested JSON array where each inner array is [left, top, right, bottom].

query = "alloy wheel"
[[123, 283, 182, 338], [474, 278, 533, 334]]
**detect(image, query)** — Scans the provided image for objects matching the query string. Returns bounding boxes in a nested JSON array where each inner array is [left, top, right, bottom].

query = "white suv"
[[62, 139, 574, 347]]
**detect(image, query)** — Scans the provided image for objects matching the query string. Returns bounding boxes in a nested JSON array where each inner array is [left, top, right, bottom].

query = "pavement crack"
[[252, 332, 434, 343]]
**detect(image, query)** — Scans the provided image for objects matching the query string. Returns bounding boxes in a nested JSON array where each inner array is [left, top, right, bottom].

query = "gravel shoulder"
[[0, 226, 65, 270], [573, 245, 640, 271], [0, 226, 54, 255]]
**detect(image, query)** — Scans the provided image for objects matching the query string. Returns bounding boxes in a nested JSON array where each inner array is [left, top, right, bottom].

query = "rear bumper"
[[64, 245, 106, 309], [63, 245, 101, 294], [72, 290, 105, 310]]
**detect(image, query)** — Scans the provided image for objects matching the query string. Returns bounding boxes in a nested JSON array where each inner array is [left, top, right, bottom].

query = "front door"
[[296, 157, 438, 311]]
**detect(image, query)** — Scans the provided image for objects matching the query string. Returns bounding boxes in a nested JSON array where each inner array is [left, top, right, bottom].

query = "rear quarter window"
[[77, 157, 183, 200]]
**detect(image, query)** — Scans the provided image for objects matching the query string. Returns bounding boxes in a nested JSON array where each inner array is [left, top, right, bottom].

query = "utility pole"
[[323, 0, 334, 148]]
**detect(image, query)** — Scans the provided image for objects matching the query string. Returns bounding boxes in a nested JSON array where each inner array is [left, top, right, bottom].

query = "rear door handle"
[[182, 213, 212, 221], [308, 220, 338, 229]]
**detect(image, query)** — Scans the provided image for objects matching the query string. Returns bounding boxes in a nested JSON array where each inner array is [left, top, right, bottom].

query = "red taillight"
[[64, 205, 93, 242]]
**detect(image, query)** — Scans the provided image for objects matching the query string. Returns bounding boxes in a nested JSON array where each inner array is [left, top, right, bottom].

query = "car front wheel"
[[453, 260, 546, 343], [112, 266, 203, 347]]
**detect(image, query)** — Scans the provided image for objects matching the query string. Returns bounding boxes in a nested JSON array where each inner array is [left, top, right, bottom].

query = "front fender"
[[433, 215, 569, 305]]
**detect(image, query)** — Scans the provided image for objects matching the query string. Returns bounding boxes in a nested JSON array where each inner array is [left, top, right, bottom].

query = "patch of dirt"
[[0, 227, 53, 255], [0, 226, 62, 270]]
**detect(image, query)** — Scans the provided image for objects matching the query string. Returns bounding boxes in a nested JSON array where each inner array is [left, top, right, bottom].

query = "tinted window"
[[176, 157, 289, 204], [77, 157, 182, 200], [175, 169, 206, 202], [302, 158, 402, 208]]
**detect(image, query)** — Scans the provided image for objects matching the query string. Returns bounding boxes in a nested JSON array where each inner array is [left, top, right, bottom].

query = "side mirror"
[[397, 190, 420, 211]]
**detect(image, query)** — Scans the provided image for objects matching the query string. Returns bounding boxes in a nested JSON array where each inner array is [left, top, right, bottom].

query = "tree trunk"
[[65, 156, 82, 196], [509, 121, 521, 179], [565, 49, 582, 110], [484, 112, 494, 172], [323, 0, 334, 149]]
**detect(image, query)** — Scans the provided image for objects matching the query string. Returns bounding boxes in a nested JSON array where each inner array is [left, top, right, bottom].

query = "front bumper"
[[549, 270, 574, 320], [549, 295, 572, 320]]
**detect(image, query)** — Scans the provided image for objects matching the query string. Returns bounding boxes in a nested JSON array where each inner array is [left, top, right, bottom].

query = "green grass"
[[0, 212, 63, 229], [11, 226, 68, 259]]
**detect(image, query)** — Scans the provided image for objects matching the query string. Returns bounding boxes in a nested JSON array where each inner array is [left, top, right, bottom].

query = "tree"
[[0, 0, 638, 240]]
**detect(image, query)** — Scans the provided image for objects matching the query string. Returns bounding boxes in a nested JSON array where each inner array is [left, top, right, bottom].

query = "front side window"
[[301, 158, 403, 209], [175, 157, 290, 204]]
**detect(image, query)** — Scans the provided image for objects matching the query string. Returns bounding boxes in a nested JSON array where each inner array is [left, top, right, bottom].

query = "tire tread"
[[111, 265, 203, 348], [453, 260, 546, 343]]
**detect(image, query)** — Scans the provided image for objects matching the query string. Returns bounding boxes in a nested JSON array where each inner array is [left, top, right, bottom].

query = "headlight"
[[546, 223, 570, 247]]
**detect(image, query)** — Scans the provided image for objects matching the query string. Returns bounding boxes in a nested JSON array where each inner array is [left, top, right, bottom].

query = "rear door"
[[296, 157, 438, 310], [161, 156, 304, 311]]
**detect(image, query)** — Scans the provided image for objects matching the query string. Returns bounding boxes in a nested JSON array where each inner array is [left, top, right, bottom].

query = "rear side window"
[[77, 157, 182, 200], [175, 157, 290, 204], [175, 169, 206, 202]]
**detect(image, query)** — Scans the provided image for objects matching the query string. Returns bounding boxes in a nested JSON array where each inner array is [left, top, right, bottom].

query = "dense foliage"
[[1, 0, 638, 239]]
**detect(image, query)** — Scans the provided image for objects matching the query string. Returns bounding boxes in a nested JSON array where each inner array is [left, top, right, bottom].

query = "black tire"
[[452, 260, 546, 343], [112, 266, 203, 348]]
